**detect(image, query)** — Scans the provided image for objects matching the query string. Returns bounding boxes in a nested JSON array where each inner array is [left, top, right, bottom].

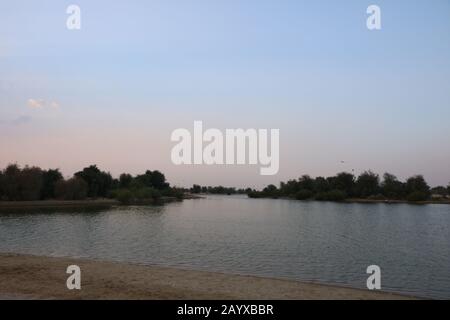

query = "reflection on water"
[[0, 195, 449, 299]]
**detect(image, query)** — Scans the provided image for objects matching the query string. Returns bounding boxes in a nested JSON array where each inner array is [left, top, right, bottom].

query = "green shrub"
[[315, 190, 347, 201], [135, 187, 155, 200], [116, 189, 133, 204], [295, 189, 313, 200], [368, 194, 386, 201], [407, 191, 428, 202]]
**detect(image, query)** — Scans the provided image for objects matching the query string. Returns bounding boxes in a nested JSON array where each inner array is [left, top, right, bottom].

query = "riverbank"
[[345, 198, 450, 205], [0, 199, 119, 210], [251, 196, 450, 205], [0, 253, 416, 300], [0, 196, 197, 211]]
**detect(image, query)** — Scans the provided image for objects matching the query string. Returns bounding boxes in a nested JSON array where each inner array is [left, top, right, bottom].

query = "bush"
[[247, 192, 262, 198], [295, 189, 313, 200], [368, 194, 386, 201], [116, 189, 134, 204], [315, 190, 347, 201], [407, 191, 428, 202], [135, 187, 155, 200]]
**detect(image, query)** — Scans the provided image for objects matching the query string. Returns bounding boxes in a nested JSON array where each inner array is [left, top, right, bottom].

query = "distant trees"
[[431, 186, 447, 196], [134, 170, 169, 190], [381, 173, 405, 199], [41, 169, 63, 199], [75, 165, 113, 198], [191, 184, 202, 194], [110, 169, 182, 204], [249, 171, 443, 202], [406, 175, 430, 196], [55, 177, 88, 200], [0, 164, 43, 201], [119, 173, 133, 189], [0, 164, 179, 203], [355, 171, 380, 198], [329, 172, 355, 197], [189, 185, 246, 195]]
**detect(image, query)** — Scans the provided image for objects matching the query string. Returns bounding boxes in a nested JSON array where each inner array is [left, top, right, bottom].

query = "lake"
[[0, 195, 449, 299]]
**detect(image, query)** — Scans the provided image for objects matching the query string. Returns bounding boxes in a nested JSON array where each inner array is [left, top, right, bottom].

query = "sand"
[[0, 253, 416, 300]]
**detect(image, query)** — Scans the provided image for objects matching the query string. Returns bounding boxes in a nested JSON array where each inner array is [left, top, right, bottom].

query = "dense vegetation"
[[0, 164, 183, 204], [1, 164, 449, 204], [190, 185, 250, 195], [248, 171, 450, 202]]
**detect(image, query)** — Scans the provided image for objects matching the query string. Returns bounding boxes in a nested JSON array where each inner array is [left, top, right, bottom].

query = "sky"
[[1, 0, 450, 188]]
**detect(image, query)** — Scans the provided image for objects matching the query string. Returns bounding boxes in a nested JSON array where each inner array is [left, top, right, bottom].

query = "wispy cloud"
[[11, 115, 32, 125], [27, 98, 60, 109], [0, 115, 32, 126]]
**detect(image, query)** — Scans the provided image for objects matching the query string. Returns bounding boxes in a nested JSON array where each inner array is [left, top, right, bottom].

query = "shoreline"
[[0, 253, 417, 300], [1, 196, 449, 211], [0, 197, 188, 211], [0, 199, 119, 210], [253, 197, 450, 205]]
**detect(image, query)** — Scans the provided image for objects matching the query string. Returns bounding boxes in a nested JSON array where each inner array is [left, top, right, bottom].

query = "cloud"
[[27, 98, 45, 109], [27, 98, 60, 109], [0, 115, 32, 126], [11, 115, 32, 125]]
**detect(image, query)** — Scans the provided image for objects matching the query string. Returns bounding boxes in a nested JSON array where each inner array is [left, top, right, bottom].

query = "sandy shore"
[[0, 253, 416, 300]]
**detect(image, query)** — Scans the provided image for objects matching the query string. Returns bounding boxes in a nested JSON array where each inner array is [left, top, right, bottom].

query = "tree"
[[19, 166, 44, 201], [355, 171, 380, 198], [279, 179, 300, 197], [149, 170, 169, 190], [406, 175, 430, 196], [381, 173, 405, 199], [135, 170, 169, 190], [0, 170, 4, 200], [191, 184, 202, 193], [298, 175, 315, 192], [41, 169, 63, 199], [119, 173, 133, 188], [262, 184, 278, 198], [55, 177, 88, 200], [2, 164, 21, 201], [314, 177, 329, 193], [75, 165, 113, 198], [328, 172, 355, 196], [431, 186, 447, 196]]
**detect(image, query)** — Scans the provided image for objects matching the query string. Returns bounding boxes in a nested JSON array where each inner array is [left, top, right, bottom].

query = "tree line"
[[248, 171, 450, 202], [190, 185, 250, 195], [0, 164, 183, 203]]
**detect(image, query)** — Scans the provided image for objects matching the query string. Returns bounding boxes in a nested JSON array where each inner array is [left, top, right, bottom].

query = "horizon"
[[1, 0, 450, 189], [0, 161, 447, 190]]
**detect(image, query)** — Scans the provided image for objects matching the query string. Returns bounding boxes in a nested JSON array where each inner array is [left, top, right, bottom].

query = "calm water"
[[0, 195, 449, 299]]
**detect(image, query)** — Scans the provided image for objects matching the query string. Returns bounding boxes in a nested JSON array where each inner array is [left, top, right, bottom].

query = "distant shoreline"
[[0, 196, 194, 211], [344, 198, 450, 205], [0, 199, 119, 210], [0, 253, 417, 300], [252, 196, 450, 205], [0, 195, 449, 211]]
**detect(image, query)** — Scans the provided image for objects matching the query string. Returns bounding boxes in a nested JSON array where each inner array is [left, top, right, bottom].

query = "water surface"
[[0, 195, 449, 299]]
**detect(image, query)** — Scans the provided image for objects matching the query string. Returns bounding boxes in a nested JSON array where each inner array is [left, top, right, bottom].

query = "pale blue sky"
[[1, 0, 450, 188]]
